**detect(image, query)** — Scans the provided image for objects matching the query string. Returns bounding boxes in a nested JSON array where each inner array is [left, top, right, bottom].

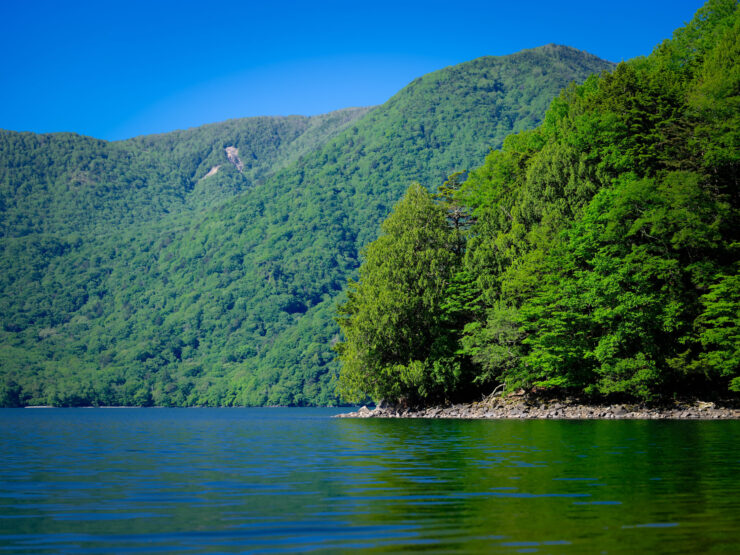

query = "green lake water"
[[1, 408, 738, 553]]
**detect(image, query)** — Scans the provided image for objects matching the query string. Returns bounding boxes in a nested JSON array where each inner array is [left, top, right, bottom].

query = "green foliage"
[[518, 172, 731, 399], [459, 304, 523, 388], [0, 47, 611, 406], [0, 110, 371, 238], [691, 268, 740, 390], [336, 184, 463, 404], [457, 0, 739, 401], [346, 0, 738, 404]]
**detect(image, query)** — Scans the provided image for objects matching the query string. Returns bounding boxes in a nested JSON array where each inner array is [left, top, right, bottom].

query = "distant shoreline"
[[336, 396, 740, 420], [13, 403, 738, 418], [15, 405, 349, 409]]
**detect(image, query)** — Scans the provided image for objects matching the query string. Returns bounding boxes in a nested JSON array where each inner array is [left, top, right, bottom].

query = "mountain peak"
[[0, 46, 616, 407]]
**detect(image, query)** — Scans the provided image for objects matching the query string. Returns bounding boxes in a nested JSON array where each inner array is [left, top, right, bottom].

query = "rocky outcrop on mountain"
[[225, 146, 244, 172]]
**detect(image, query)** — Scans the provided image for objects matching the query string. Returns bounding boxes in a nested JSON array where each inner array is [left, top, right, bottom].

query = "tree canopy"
[[337, 0, 739, 404], [336, 183, 463, 404]]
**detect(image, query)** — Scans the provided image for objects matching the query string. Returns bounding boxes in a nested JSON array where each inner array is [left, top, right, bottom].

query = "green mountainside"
[[0, 108, 371, 237], [337, 0, 739, 405], [0, 45, 614, 407]]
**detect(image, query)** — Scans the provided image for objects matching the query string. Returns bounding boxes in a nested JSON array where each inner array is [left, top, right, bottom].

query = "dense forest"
[[0, 45, 613, 406], [1, 108, 372, 237], [337, 0, 739, 405]]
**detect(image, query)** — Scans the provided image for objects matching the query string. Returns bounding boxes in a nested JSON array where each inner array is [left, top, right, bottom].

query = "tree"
[[691, 270, 740, 392], [335, 183, 462, 404]]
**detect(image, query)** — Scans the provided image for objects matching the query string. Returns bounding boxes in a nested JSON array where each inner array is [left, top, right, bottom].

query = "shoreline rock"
[[336, 397, 740, 420]]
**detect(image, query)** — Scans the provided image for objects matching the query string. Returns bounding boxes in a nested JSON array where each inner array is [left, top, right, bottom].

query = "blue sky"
[[0, 0, 705, 141]]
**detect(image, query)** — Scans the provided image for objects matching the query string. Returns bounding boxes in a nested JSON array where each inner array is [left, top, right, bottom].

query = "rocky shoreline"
[[336, 395, 740, 420]]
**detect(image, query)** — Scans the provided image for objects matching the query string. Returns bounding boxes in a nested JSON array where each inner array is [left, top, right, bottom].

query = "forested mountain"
[[338, 0, 739, 405], [0, 108, 371, 237], [0, 45, 613, 407]]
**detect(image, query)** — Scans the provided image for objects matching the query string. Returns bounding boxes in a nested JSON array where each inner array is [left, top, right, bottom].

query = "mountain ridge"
[[0, 107, 373, 237], [0, 46, 615, 407]]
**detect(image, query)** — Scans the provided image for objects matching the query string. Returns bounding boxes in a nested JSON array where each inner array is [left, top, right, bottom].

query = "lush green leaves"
[[336, 184, 463, 404], [459, 0, 740, 401], [343, 0, 739, 404]]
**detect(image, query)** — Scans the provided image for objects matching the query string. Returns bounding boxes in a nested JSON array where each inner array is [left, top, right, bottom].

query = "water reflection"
[[0, 409, 738, 553]]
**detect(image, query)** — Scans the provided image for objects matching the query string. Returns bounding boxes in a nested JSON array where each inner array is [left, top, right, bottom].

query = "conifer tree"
[[336, 184, 463, 404]]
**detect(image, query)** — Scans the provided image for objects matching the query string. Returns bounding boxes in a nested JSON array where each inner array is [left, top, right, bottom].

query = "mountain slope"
[[0, 107, 371, 237], [0, 46, 614, 407]]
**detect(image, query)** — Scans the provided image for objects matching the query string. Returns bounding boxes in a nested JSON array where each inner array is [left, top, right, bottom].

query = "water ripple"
[[0, 408, 738, 554]]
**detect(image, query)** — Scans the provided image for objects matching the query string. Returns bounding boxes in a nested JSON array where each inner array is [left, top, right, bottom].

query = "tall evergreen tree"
[[336, 184, 463, 404]]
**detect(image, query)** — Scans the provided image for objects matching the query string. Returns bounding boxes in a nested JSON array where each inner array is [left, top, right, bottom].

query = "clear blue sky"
[[0, 0, 706, 141]]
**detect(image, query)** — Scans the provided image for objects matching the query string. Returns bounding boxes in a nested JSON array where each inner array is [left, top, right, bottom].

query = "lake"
[[1, 408, 738, 553]]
